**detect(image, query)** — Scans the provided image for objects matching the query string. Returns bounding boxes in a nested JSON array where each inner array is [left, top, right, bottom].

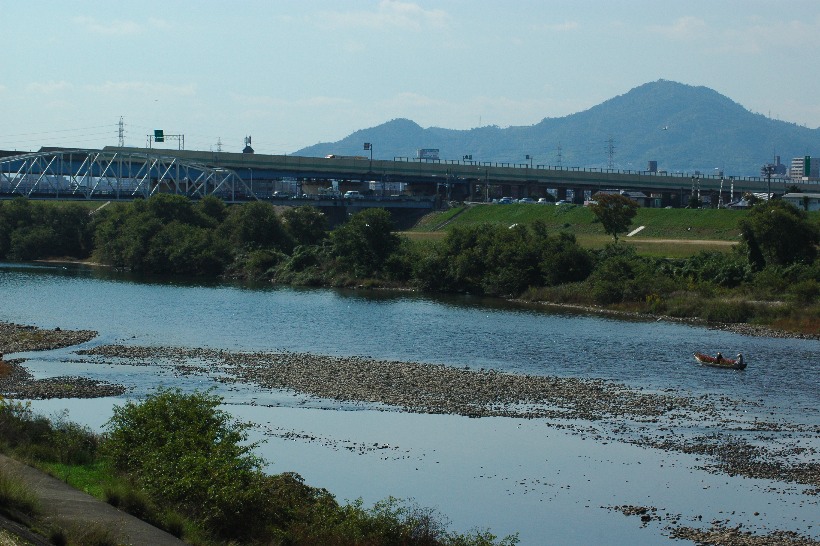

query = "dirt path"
[[629, 238, 736, 245], [0, 454, 185, 546]]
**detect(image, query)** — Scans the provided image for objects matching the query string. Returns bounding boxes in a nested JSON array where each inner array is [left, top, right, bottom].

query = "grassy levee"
[[413, 204, 750, 238], [408, 204, 770, 257]]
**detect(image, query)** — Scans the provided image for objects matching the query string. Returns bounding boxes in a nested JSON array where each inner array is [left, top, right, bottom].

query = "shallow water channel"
[[2, 262, 819, 545]]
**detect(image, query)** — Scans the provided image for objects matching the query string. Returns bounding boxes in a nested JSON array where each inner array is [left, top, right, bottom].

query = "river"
[[2, 262, 818, 545]]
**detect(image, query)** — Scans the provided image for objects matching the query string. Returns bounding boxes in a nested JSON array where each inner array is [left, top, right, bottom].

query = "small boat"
[[693, 352, 746, 370]]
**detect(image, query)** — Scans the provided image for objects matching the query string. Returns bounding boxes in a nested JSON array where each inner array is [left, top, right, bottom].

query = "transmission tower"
[[118, 116, 125, 147], [606, 136, 615, 170], [216, 137, 223, 152], [556, 142, 563, 169]]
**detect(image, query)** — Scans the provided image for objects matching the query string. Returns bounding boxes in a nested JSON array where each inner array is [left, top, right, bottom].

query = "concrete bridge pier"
[[556, 187, 568, 201], [572, 187, 585, 204]]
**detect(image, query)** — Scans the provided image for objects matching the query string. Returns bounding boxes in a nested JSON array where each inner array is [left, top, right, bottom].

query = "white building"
[[782, 193, 820, 212]]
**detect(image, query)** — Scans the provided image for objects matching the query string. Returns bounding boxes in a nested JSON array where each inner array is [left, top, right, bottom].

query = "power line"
[[0, 124, 114, 138]]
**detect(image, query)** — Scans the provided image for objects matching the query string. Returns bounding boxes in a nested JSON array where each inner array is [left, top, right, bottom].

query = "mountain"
[[295, 80, 820, 177]]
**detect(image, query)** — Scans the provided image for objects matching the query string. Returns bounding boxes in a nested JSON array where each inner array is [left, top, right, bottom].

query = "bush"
[[103, 388, 270, 540], [675, 251, 751, 288], [701, 300, 755, 323], [787, 279, 820, 305], [0, 402, 98, 465]]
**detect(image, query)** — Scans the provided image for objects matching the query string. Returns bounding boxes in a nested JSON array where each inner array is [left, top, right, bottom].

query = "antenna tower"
[[217, 137, 223, 152], [606, 136, 615, 170], [118, 116, 125, 147]]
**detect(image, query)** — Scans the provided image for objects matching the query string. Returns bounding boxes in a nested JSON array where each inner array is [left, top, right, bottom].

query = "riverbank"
[[523, 301, 820, 341]]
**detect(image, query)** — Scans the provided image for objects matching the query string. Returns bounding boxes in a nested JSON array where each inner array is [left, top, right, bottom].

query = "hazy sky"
[[2, 1, 819, 155]]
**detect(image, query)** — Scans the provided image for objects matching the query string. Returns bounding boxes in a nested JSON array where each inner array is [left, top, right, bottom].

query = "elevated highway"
[[2, 146, 817, 209], [108, 146, 817, 207]]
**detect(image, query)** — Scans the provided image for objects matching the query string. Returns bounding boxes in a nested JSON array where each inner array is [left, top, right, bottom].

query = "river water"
[[2, 262, 819, 545]]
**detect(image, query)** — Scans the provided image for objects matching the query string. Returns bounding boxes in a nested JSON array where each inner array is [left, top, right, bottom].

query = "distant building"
[[789, 156, 819, 179], [592, 189, 649, 207], [782, 193, 820, 212]]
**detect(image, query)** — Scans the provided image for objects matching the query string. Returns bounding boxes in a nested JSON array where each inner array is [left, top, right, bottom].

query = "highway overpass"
[[2, 146, 817, 208]]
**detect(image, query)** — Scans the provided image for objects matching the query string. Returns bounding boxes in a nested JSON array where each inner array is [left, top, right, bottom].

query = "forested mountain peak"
[[296, 80, 819, 176]]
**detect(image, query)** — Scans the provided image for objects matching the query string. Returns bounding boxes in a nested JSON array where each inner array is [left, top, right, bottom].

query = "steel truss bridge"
[[0, 149, 254, 202]]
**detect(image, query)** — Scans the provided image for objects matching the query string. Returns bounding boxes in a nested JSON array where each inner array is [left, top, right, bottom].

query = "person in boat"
[[715, 352, 723, 363]]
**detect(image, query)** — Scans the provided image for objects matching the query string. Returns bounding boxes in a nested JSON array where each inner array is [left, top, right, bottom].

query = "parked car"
[[518, 197, 535, 204], [343, 190, 364, 199], [272, 191, 293, 198], [555, 199, 570, 205], [497, 197, 513, 204], [537, 197, 551, 204]]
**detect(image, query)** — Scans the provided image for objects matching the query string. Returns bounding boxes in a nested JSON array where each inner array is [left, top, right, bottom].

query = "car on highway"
[[518, 197, 535, 204], [497, 196, 514, 204], [343, 190, 365, 199]]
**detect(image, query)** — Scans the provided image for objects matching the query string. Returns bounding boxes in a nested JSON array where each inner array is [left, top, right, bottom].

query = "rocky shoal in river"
[[0, 322, 97, 354], [0, 358, 125, 399], [610, 505, 819, 546], [76, 344, 709, 421], [0, 322, 124, 399], [75, 344, 820, 495]]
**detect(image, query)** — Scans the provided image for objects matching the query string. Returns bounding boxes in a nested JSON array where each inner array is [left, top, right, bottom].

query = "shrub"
[[103, 388, 269, 540], [239, 248, 289, 280], [788, 279, 820, 304], [0, 468, 41, 516], [701, 300, 755, 323], [675, 251, 751, 288], [0, 401, 97, 465]]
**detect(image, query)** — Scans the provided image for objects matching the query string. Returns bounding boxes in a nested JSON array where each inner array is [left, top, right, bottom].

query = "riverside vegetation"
[[0, 194, 818, 335]]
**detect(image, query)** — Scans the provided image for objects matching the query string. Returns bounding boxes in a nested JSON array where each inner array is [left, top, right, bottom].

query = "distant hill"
[[295, 80, 819, 177]]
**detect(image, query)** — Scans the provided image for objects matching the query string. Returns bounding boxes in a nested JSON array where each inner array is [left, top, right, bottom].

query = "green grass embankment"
[[406, 204, 768, 257], [413, 204, 749, 239]]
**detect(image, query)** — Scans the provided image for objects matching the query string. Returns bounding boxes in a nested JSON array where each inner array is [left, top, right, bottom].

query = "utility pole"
[[761, 163, 776, 200]]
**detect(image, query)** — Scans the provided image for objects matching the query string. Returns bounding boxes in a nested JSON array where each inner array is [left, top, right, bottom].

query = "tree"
[[739, 199, 819, 268], [282, 205, 328, 246], [218, 201, 293, 252], [331, 208, 400, 277], [588, 193, 638, 241]]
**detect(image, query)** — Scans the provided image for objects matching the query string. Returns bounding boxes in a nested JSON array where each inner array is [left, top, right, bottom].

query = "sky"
[[2, 0, 820, 156]]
